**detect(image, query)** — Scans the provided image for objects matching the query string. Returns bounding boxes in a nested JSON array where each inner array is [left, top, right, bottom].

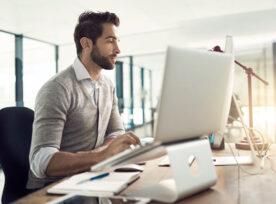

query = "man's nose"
[[114, 42, 120, 54]]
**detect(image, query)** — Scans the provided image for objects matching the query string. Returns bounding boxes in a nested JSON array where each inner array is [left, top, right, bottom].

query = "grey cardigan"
[[27, 66, 124, 189]]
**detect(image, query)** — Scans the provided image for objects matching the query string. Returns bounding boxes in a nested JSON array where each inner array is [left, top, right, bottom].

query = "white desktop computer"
[[92, 43, 235, 203]]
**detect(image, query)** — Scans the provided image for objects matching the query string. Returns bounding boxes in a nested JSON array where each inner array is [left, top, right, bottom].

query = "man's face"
[[90, 23, 120, 70]]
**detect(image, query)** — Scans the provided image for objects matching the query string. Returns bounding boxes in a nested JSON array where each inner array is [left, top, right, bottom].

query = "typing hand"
[[103, 131, 141, 158]]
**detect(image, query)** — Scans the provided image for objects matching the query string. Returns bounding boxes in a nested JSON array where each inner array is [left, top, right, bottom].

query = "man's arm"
[[31, 79, 140, 177], [46, 131, 140, 176]]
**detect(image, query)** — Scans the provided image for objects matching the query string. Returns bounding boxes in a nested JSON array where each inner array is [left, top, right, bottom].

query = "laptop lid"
[[154, 46, 234, 144]]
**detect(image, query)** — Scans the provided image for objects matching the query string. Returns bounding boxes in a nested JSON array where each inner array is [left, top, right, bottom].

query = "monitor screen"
[[154, 46, 235, 143]]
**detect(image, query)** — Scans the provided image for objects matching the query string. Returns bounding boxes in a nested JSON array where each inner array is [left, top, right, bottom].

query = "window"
[[23, 38, 56, 109], [0, 32, 15, 108]]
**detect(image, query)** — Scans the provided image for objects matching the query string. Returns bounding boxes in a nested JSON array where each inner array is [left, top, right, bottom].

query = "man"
[[27, 11, 140, 189]]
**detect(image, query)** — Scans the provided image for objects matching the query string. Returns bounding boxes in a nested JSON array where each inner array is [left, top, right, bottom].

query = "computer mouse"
[[114, 164, 144, 172]]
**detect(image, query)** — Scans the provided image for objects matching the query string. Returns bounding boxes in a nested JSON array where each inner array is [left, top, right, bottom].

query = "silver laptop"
[[91, 46, 234, 171]]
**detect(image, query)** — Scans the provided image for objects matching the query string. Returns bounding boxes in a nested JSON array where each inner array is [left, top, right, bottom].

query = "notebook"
[[47, 171, 140, 196]]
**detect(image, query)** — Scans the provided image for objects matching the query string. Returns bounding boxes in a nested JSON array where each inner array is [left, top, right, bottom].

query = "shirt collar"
[[73, 57, 103, 84], [73, 57, 91, 81]]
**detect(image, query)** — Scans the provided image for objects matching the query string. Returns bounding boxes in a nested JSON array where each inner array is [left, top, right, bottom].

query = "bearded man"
[[27, 11, 140, 190]]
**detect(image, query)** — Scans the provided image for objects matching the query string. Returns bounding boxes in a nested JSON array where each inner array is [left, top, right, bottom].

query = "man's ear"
[[80, 37, 93, 53]]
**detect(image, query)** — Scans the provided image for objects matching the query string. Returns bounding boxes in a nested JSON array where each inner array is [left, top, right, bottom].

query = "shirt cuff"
[[30, 147, 58, 178]]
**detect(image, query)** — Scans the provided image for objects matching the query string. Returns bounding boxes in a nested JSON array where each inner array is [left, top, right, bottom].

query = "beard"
[[90, 46, 115, 70]]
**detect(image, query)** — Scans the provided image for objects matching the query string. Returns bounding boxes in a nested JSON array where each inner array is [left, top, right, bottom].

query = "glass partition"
[[23, 38, 56, 109], [0, 32, 15, 109]]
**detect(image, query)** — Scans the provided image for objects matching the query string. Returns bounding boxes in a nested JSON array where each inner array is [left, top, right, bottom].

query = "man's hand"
[[46, 131, 140, 177], [102, 131, 141, 159]]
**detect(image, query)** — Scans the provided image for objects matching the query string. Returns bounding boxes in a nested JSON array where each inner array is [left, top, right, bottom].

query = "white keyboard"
[[91, 141, 161, 171]]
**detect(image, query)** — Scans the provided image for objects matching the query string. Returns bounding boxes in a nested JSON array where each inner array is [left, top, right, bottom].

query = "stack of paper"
[[47, 171, 140, 196]]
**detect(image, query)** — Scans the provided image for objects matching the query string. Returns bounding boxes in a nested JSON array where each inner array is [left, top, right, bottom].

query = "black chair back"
[[0, 107, 34, 204]]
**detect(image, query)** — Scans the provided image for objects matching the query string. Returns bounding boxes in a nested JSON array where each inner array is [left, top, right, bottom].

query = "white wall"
[[119, 9, 276, 56]]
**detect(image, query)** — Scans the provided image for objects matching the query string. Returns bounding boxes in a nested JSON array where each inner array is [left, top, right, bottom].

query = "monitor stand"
[[126, 139, 217, 203]]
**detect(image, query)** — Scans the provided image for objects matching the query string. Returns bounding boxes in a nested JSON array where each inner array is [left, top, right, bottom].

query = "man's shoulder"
[[39, 66, 77, 94], [47, 66, 76, 87], [54, 66, 76, 85]]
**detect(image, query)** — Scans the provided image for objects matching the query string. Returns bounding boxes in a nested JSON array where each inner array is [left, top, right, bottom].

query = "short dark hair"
[[74, 11, 120, 56]]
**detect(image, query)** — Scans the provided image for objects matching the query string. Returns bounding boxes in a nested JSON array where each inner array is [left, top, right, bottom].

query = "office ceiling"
[[1, 0, 276, 45]]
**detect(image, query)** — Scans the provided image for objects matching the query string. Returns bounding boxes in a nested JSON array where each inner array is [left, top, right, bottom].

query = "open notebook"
[[47, 171, 140, 196]]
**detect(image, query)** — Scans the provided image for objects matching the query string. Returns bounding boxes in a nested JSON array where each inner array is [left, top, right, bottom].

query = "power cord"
[[222, 95, 276, 203], [225, 141, 264, 175], [231, 94, 272, 162]]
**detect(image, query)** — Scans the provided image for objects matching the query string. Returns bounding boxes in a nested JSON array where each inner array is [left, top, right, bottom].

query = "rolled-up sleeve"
[[30, 147, 58, 178], [29, 80, 70, 167]]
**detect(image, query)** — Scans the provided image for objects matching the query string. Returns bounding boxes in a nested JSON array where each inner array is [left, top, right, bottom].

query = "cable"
[[226, 142, 263, 175], [231, 94, 272, 158], [230, 119, 271, 157], [226, 96, 275, 203], [232, 95, 259, 158], [248, 127, 269, 156], [226, 95, 276, 203]]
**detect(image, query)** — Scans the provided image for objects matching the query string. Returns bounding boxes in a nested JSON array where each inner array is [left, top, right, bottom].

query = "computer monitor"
[[154, 45, 235, 143], [91, 45, 235, 172]]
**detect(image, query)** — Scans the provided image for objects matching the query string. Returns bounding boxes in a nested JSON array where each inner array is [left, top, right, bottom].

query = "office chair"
[[0, 107, 34, 204]]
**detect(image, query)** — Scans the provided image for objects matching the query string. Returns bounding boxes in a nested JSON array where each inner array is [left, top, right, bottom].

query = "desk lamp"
[[212, 45, 269, 151]]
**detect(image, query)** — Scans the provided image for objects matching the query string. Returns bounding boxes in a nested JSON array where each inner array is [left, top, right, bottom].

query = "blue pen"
[[77, 172, 110, 184], [210, 133, 214, 144]]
